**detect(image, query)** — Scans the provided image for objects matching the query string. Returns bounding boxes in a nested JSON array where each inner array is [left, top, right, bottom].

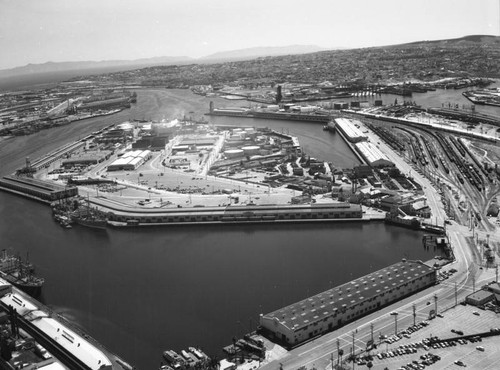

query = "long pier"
[[206, 110, 332, 123]]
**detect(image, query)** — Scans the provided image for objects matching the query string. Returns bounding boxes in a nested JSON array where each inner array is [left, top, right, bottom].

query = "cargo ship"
[[0, 249, 44, 296], [70, 196, 108, 229], [71, 214, 107, 229]]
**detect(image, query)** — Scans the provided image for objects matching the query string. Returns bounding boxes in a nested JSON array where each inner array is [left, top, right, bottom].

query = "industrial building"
[[334, 118, 368, 143], [101, 202, 363, 224], [107, 150, 152, 171], [132, 136, 168, 151], [259, 260, 437, 347], [0, 175, 78, 202], [466, 290, 495, 307], [61, 150, 112, 168], [355, 142, 394, 167]]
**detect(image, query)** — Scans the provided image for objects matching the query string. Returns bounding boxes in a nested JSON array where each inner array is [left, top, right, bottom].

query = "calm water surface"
[[0, 88, 458, 369]]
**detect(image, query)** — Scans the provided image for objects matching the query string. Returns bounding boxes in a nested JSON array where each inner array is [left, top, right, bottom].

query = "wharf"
[[462, 91, 500, 108], [427, 107, 500, 127], [329, 122, 367, 165], [347, 110, 500, 143], [207, 110, 332, 123]]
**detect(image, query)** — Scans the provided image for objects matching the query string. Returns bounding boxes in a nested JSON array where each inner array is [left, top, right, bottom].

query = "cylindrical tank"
[[242, 145, 260, 156], [224, 149, 244, 158]]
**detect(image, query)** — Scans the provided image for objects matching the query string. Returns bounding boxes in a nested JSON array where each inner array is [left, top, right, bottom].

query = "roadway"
[[258, 119, 497, 370], [259, 222, 493, 370]]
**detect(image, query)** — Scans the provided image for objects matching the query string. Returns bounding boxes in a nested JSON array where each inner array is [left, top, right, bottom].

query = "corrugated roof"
[[262, 260, 434, 331], [355, 142, 390, 164]]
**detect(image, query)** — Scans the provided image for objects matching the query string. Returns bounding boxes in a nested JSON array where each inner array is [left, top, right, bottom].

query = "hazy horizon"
[[1, 0, 499, 70]]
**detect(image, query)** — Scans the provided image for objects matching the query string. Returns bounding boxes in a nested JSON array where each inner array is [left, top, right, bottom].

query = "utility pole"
[[412, 304, 416, 326], [434, 294, 438, 316], [370, 323, 374, 344], [337, 339, 340, 367], [455, 282, 458, 306], [352, 331, 356, 370]]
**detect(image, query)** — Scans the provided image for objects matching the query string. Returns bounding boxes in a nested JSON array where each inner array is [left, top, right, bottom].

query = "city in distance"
[[1, 6, 500, 369]]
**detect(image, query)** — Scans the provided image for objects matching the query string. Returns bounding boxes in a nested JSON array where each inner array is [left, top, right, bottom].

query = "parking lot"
[[369, 304, 500, 369]]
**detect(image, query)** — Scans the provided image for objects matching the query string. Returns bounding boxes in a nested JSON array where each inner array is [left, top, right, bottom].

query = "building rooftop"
[[262, 260, 434, 331], [355, 142, 392, 165], [335, 118, 367, 141], [467, 289, 494, 302]]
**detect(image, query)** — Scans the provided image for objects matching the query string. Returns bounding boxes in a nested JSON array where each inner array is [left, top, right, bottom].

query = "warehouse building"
[[355, 142, 394, 167], [0, 175, 78, 201], [259, 260, 436, 347], [466, 290, 495, 307], [107, 150, 152, 171], [334, 118, 368, 143], [62, 151, 112, 168]]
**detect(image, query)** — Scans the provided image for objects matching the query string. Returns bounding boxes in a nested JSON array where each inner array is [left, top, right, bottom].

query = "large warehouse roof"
[[262, 260, 434, 331], [355, 141, 393, 166], [335, 118, 367, 141]]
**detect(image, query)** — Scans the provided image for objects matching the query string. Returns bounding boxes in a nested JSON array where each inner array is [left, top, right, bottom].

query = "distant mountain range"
[[0, 35, 498, 89], [0, 56, 194, 78], [0, 45, 327, 80], [200, 45, 327, 61]]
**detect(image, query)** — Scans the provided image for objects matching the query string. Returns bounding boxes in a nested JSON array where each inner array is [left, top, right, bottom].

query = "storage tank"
[[224, 149, 244, 158], [242, 145, 260, 156], [299, 106, 316, 113]]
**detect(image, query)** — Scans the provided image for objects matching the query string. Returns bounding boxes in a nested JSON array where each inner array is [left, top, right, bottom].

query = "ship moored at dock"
[[0, 277, 134, 370]]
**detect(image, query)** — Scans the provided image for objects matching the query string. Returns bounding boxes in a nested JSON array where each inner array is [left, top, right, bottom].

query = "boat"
[[70, 196, 108, 229], [162, 350, 184, 368], [161, 347, 210, 370], [0, 249, 44, 296], [71, 216, 107, 229]]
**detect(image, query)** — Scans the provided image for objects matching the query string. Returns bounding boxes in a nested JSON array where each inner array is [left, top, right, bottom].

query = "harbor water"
[[0, 87, 485, 369]]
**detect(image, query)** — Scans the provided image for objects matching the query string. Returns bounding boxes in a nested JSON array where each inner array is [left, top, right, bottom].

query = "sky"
[[0, 0, 499, 70]]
